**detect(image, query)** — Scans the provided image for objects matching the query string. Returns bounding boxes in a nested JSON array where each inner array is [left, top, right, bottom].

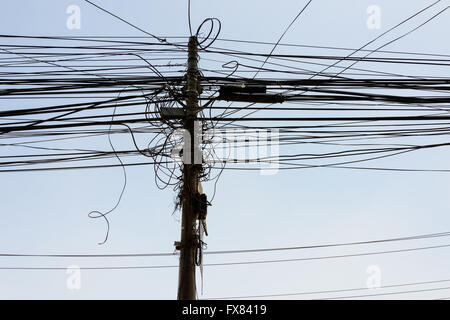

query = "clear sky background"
[[0, 0, 450, 299]]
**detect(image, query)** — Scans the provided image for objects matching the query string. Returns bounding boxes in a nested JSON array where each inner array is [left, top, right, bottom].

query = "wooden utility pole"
[[177, 36, 200, 300]]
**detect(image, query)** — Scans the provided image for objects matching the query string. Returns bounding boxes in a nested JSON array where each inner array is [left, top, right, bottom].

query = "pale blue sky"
[[0, 0, 450, 299]]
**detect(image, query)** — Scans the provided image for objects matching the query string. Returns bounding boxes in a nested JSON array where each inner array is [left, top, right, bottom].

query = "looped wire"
[[195, 18, 221, 50], [222, 60, 239, 78]]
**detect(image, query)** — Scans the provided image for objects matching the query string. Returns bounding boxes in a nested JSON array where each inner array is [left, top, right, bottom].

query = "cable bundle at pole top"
[[2, 35, 450, 173]]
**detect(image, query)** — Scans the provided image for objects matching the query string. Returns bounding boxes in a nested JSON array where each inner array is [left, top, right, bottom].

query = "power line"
[[252, 0, 313, 79], [82, 0, 173, 46], [1, 243, 450, 270], [323, 286, 450, 300], [0, 231, 449, 258], [208, 278, 450, 300]]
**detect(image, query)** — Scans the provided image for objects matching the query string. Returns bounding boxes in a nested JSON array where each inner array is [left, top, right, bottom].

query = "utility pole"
[[177, 36, 200, 300]]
